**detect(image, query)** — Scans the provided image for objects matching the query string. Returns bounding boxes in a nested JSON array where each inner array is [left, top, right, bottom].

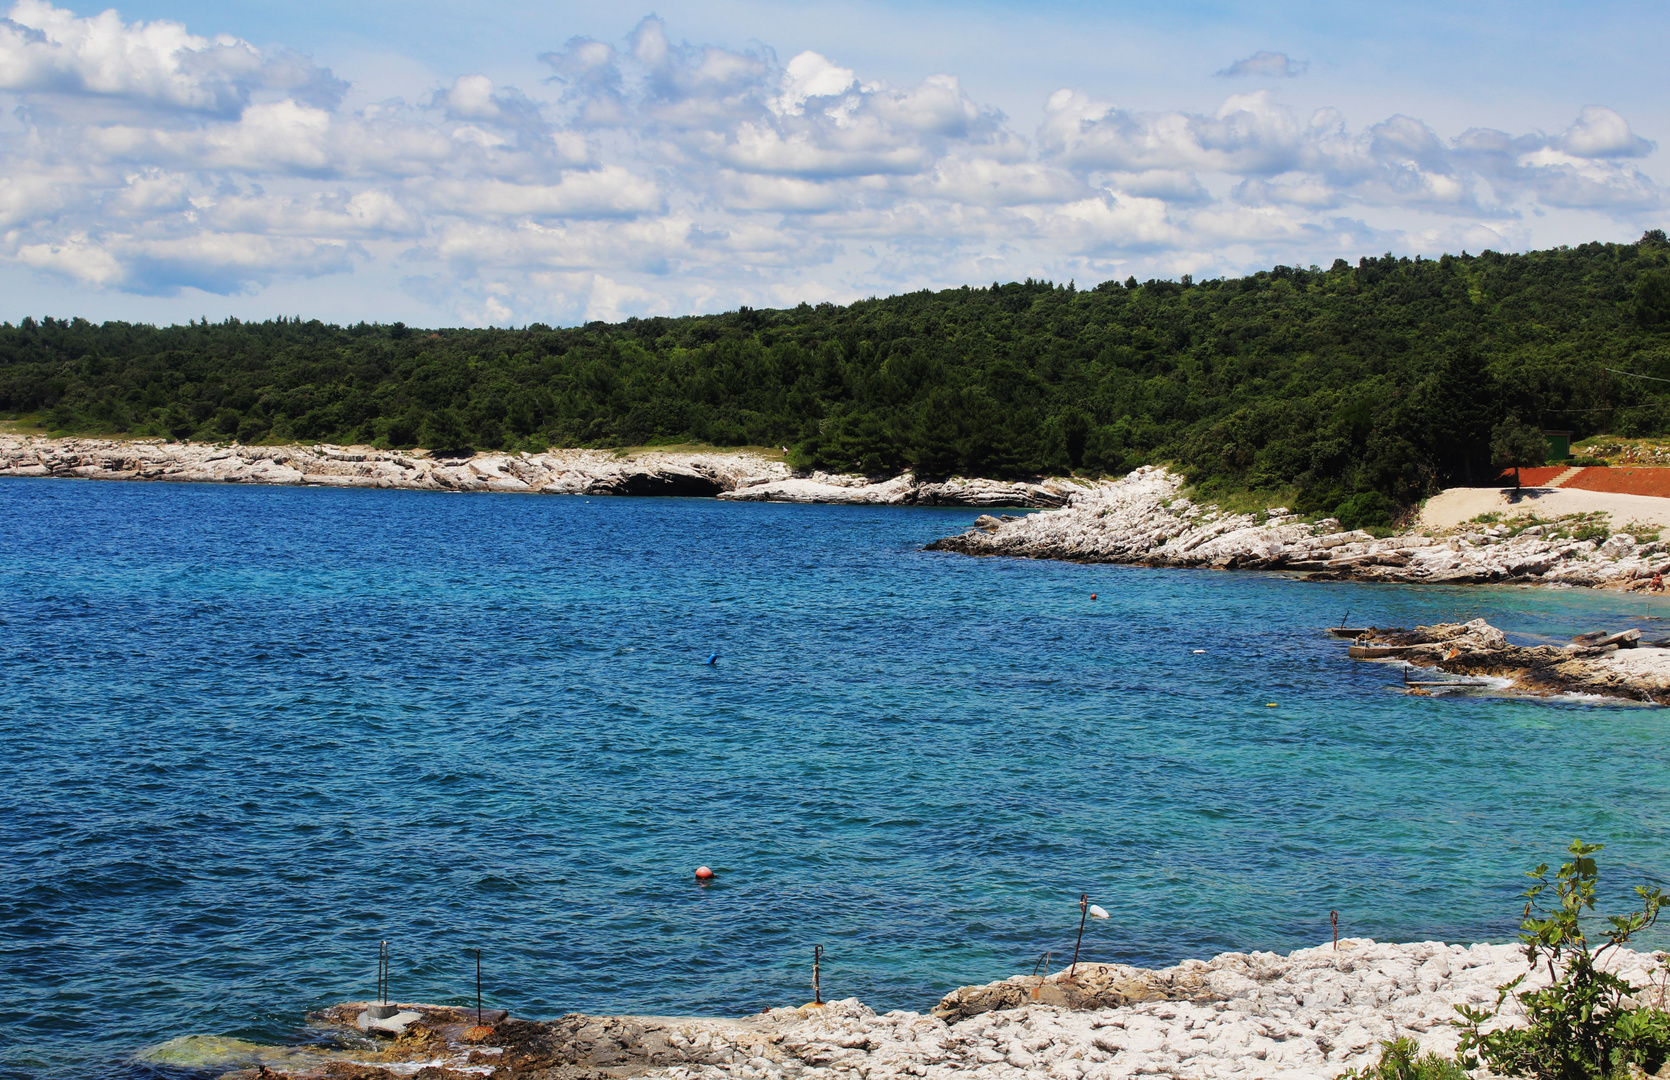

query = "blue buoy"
[[705, 654, 719, 665]]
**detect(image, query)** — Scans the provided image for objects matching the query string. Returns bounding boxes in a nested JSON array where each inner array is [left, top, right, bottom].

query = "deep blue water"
[[4, 477, 1670, 1079]]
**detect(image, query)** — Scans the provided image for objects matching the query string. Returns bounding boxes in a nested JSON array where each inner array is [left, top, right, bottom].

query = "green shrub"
[[1567, 456, 1610, 468], [1339, 1037, 1470, 1080], [1335, 491, 1398, 530], [1454, 840, 1670, 1080]]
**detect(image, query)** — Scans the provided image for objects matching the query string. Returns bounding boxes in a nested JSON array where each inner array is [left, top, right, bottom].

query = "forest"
[[4, 231, 1670, 521]]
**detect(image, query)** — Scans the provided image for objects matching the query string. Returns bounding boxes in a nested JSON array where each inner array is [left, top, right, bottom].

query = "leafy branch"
[[1453, 840, 1670, 1080]]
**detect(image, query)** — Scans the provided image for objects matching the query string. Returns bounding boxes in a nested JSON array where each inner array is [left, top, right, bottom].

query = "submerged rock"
[[136, 1033, 363, 1073]]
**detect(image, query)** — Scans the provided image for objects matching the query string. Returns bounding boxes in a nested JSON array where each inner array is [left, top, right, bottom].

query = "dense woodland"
[[5, 233, 1670, 520]]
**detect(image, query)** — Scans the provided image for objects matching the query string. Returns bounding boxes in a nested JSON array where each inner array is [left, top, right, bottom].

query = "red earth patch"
[[1561, 467, 1670, 498], [1492, 466, 1567, 487]]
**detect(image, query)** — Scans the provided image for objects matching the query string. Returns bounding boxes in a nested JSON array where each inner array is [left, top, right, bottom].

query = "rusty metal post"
[[1331, 911, 1339, 950], [476, 948, 483, 1024], [1069, 894, 1089, 978], [813, 945, 824, 1005]]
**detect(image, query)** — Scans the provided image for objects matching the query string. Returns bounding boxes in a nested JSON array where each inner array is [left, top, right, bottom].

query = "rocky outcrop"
[[0, 436, 790, 497], [929, 465, 1670, 589], [716, 472, 1080, 508], [1348, 619, 1670, 703], [172, 940, 1670, 1080], [930, 961, 1215, 1021], [0, 435, 1071, 507]]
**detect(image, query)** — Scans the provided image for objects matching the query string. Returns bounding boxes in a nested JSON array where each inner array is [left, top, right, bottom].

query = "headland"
[[928, 465, 1670, 591], [0, 434, 1079, 508]]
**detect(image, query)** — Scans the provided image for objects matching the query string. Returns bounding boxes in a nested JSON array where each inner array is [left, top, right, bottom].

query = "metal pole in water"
[[1069, 894, 1089, 978], [1331, 911, 1339, 950], [812, 945, 824, 1006], [476, 948, 483, 1024]]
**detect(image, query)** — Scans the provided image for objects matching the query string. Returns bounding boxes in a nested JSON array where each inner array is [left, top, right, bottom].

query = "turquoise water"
[[3, 477, 1670, 1079]]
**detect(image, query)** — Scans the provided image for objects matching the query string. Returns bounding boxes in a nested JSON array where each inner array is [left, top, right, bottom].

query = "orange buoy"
[[695, 865, 715, 880], [1090, 593, 1098, 600]]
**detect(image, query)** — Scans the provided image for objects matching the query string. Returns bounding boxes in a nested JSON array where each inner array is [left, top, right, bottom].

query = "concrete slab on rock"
[[355, 1007, 422, 1036]]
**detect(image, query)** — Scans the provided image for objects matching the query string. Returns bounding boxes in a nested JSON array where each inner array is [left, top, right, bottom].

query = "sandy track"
[[1420, 485, 1670, 530]]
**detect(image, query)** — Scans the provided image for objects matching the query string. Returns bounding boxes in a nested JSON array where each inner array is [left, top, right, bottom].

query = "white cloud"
[[0, 0, 339, 113], [201, 189, 422, 237], [418, 168, 662, 219], [773, 52, 855, 116], [1217, 51, 1308, 79], [0, 3, 1662, 320], [14, 232, 123, 284], [1557, 105, 1655, 159], [438, 74, 499, 120], [1037, 89, 1305, 175]]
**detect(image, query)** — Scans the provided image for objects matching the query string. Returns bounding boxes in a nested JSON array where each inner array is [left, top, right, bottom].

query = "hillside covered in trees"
[[5, 233, 1670, 519]]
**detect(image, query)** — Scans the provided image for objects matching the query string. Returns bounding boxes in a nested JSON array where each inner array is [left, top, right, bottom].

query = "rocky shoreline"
[[13, 437, 1670, 593], [1346, 618, 1670, 704], [138, 940, 1670, 1080], [929, 466, 1670, 590], [0, 435, 1079, 508]]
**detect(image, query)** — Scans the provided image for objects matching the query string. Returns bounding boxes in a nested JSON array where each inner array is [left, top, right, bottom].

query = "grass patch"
[[1182, 475, 1305, 519], [1574, 436, 1670, 466], [1460, 509, 1625, 542]]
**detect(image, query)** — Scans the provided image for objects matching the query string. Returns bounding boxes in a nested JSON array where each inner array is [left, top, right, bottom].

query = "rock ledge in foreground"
[[159, 940, 1670, 1080]]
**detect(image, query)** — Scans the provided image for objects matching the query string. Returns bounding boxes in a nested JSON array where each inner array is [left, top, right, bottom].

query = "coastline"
[[144, 939, 1670, 1080], [11, 435, 1670, 595], [0, 434, 1080, 508], [927, 465, 1670, 591]]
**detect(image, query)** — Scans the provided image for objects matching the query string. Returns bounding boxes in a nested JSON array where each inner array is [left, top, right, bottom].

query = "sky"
[[0, 0, 1665, 326]]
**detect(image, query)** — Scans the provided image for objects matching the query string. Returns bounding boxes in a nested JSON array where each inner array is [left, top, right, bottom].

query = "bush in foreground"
[[1341, 1037, 1470, 1080], [1341, 841, 1668, 1080], [1455, 840, 1670, 1080]]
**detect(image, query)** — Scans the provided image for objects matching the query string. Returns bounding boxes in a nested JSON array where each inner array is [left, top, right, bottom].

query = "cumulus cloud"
[[0, 2, 1662, 323], [0, 0, 340, 113], [1217, 51, 1308, 78], [418, 168, 663, 219], [1558, 105, 1655, 159]]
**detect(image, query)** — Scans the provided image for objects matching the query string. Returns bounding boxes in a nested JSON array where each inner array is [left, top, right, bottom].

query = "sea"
[[3, 477, 1669, 1079]]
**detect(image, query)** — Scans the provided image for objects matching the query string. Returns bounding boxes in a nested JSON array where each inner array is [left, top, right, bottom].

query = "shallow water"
[[3, 477, 1669, 1079]]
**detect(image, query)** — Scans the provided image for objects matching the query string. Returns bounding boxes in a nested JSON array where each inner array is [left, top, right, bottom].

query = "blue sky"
[[0, 0, 1664, 326]]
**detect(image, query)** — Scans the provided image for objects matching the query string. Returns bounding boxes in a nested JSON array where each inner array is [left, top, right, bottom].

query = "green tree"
[[1491, 417, 1547, 488], [3, 240, 1668, 505], [1635, 269, 1670, 327]]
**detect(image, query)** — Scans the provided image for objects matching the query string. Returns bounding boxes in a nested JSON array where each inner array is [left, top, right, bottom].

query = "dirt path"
[[1420, 485, 1670, 530]]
